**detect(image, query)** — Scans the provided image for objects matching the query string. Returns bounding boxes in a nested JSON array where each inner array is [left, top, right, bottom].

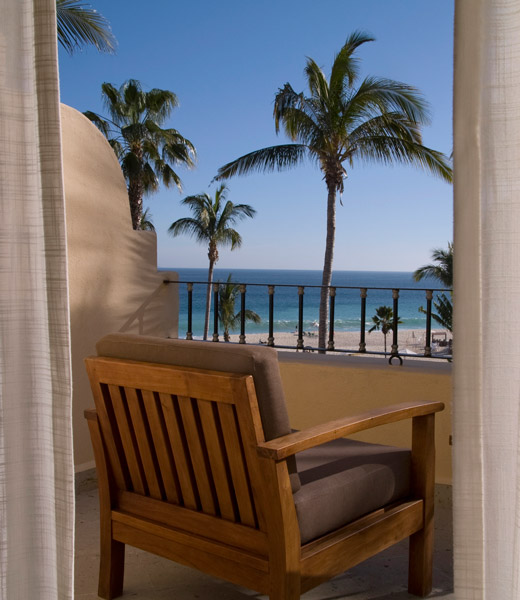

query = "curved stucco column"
[[61, 104, 179, 469]]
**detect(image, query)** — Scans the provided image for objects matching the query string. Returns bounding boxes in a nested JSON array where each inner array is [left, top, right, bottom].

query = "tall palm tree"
[[368, 305, 402, 356], [84, 79, 196, 229], [215, 31, 452, 350], [168, 185, 256, 340], [56, 0, 116, 54], [414, 243, 453, 332], [218, 275, 261, 342]]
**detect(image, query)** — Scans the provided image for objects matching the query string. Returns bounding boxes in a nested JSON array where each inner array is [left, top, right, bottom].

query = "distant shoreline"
[[204, 328, 452, 357]]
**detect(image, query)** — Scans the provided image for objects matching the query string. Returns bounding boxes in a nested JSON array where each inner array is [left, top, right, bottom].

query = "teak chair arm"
[[256, 400, 444, 461]]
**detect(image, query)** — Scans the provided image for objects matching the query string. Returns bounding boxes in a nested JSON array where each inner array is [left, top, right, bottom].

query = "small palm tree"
[[369, 306, 402, 356], [414, 243, 453, 332], [84, 79, 196, 229], [56, 0, 116, 54], [218, 275, 261, 342], [215, 31, 452, 350], [168, 185, 256, 340], [139, 207, 155, 232]]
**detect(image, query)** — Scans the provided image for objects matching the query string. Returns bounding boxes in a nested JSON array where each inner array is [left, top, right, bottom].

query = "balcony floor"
[[75, 485, 454, 599]]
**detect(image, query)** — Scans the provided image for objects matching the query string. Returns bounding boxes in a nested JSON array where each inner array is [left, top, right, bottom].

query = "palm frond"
[[168, 217, 207, 242], [56, 0, 116, 54], [304, 58, 330, 104], [83, 110, 112, 138], [215, 144, 308, 180], [352, 135, 453, 182], [329, 30, 375, 92]]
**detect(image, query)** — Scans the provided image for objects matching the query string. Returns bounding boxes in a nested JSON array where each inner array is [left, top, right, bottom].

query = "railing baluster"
[[212, 283, 219, 342], [239, 284, 246, 344], [268, 285, 275, 347], [359, 288, 367, 352], [425, 290, 433, 357], [186, 282, 193, 340], [297, 286, 304, 350], [390, 289, 402, 365], [328, 287, 336, 351]]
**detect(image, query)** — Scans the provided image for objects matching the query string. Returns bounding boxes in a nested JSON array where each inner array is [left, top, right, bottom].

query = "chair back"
[[86, 334, 298, 525]]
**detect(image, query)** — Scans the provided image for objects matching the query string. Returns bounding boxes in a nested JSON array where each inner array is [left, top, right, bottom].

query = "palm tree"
[[413, 243, 453, 287], [368, 305, 402, 356], [168, 185, 256, 340], [56, 0, 116, 54], [139, 207, 155, 232], [414, 243, 453, 332], [84, 79, 196, 229], [215, 31, 452, 350], [218, 275, 261, 342]]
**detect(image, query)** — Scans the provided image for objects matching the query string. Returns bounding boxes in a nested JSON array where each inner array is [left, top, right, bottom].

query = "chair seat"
[[294, 438, 411, 544]]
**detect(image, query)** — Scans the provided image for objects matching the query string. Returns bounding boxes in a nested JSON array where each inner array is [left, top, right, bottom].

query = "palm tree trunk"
[[128, 177, 144, 230], [318, 184, 336, 350], [204, 259, 215, 341]]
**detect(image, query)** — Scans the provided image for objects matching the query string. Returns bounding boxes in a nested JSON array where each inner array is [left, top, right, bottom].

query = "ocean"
[[162, 268, 448, 337]]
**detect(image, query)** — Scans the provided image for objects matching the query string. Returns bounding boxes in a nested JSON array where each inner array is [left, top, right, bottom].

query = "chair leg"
[[408, 519, 433, 597], [269, 572, 301, 600], [98, 538, 125, 600]]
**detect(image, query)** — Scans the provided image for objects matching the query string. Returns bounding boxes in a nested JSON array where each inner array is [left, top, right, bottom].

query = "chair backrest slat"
[[159, 392, 199, 510], [197, 399, 238, 522], [177, 395, 218, 516], [109, 384, 146, 495], [217, 402, 258, 527], [141, 390, 180, 504]]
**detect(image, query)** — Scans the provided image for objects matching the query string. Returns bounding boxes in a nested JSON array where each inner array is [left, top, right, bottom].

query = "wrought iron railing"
[[164, 279, 453, 364]]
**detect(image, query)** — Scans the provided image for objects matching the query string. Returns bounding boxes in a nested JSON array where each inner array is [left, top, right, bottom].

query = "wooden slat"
[[141, 389, 180, 503], [231, 377, 270, 533], [197, 399, 236, 521], [112, 519, 270, 595], [217, 403, 257, 527], [300, 500, 423, 593], [88, 357, 247, 403], [159, 393, 198, 510], [113, 510, 268, 573], [178, 395, 217, 515], [109, 384, 146, 495], [125, 387, 163, 500], [85, 360, 127, 490], [117, 490, 268, 556], [408, 414, 436, 596]]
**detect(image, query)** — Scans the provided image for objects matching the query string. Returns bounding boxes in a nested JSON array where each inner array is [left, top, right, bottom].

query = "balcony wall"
[[278, 353, 452, 484], [61, 104, 179, 471]]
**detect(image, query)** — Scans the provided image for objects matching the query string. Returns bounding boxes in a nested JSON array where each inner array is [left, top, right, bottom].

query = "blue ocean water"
[[163, 268, 448, 337]]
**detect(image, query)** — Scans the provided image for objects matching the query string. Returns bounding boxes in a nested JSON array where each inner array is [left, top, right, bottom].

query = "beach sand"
[[223, 328, 452, 357]]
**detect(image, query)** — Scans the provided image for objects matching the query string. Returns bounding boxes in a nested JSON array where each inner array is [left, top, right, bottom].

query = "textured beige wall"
[[278, 353, 452, 484], [61, 104, 178, 469]]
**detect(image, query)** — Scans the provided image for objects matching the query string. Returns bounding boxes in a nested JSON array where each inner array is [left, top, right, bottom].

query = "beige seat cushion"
[[294, 438, 411, 544]]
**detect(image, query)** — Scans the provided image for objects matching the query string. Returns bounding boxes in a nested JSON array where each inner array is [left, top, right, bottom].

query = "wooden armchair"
[[84, 333, 444, 599]]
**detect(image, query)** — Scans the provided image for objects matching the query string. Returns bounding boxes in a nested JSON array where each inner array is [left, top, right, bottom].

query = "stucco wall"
[[61, 104, 178, 470], [278, 353, 452, 484]]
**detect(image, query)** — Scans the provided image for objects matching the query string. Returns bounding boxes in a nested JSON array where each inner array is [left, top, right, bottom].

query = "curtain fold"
[[454, 0, 520, 597], [0, 1, 74, 598]]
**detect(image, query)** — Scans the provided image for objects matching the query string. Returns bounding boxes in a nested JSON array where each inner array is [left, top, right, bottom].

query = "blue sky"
[[58, 0, 454, 272]]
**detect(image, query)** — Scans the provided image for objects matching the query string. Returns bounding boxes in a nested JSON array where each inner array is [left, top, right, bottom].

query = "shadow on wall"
[[61, 104, 179, 468]]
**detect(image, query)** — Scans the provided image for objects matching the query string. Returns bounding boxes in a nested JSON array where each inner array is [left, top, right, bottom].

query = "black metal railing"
[[164, 279, 452, 363]]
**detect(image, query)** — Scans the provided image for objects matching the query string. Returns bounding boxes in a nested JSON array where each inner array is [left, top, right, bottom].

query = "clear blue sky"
[[58, 0, 454, 272]]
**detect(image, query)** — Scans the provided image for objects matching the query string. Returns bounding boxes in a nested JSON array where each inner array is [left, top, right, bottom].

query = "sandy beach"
[[224, 328, 452, 357]]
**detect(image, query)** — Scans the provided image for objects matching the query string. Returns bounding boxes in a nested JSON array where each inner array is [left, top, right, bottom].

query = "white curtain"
[[0, 1, 74, 598], [453, 0, 520, 598]]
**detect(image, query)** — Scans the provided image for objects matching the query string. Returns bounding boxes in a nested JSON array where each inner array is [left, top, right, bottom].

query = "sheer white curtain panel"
[[454, 0, 520, 598], [0, 0, 74, 598]]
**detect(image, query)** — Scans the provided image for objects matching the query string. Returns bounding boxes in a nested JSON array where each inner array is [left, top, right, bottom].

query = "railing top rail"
[[164, 279, 452, 293]]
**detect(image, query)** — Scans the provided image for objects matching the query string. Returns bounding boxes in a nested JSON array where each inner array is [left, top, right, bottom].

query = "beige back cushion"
[[95, 334, 300, 490]]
